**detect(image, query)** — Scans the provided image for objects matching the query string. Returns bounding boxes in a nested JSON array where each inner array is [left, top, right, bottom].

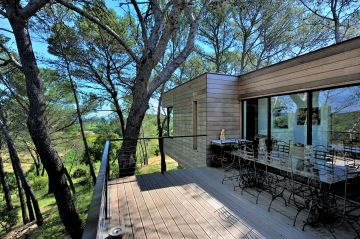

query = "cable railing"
[[82, 134, 206, 239]]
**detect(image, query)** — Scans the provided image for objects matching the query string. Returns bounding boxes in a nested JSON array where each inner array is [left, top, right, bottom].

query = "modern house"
[[84, 37, 360, 239], [163, 37, 360, 167]]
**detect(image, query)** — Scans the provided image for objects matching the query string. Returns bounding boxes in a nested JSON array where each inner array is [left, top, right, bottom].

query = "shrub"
[[0, 207, 17, 233], [89, 132, 121, 162], [72, 167, 87, 179], [31, 176, 48, 191], [4, 172, 17, 191]]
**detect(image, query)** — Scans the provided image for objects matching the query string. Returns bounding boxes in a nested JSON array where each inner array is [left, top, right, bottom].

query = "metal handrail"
[[109, 134, 207, 141], [82, 140, 110, 239]]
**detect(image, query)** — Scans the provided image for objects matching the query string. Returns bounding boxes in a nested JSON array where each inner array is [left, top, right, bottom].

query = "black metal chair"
[[221, 143, 241, 185]]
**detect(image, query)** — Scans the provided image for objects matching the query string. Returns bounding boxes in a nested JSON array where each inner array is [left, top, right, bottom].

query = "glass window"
[[243, 98, 268, 140], [271, 93, 307, 155], [258, 98, 268, 138], [312, 86, 360, 148]]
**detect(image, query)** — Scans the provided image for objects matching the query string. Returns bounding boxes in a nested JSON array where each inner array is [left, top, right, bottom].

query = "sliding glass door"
[[242, 84, 360, 155]]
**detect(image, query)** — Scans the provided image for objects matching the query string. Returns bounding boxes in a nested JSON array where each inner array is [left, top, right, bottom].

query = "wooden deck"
[[104, 167, 354, 239]]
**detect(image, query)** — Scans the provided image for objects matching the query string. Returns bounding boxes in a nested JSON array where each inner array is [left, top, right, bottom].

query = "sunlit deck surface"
[[104, 167, 353, 239]]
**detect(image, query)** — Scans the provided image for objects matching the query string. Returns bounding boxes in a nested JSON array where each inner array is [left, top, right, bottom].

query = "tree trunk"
[[330, 1, 341, 43], [9, 17, 83, 238], [334, 18, 340, 43], [48, 173, 54, 194], [25, 190, 35, 222], [111, 93, 126, 137], [0, 121, 43, 226], [23, 141, 40, 176], [16, 176, 29, 225], [157, 84, 166, 174], [66, 60, 96, 185], [118, 82, 150, 177], [0, 149, 13, 211], [41, 164, 45, 176], [64, 166, 76, 195]]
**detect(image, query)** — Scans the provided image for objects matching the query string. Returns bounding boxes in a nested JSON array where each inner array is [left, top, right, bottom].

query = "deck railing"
[[82, 135, 206, 239], [82, 140, 110, 239]]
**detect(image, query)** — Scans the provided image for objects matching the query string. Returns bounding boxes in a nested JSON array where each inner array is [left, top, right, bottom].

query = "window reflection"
[[271, 93, 308, 150], [312, 86, 360, 148]]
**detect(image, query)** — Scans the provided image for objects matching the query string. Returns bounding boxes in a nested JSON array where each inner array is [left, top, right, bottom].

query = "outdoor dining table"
[[210, 139, 252, 162], [233, 148, 360, 231], [256, 154, 359, 184], [211, 139, 252, 147]]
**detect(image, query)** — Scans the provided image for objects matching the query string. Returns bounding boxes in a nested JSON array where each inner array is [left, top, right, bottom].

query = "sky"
[[0, 1, 159, 118]]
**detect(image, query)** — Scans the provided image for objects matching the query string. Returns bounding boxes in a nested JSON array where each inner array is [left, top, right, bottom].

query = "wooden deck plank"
[[144, 174, 209, 239], [162, 171, 240, 239], [136, 176, 172, 238], [138, 175, 185, 239], [129, 178, 160, 239], [118, 177, 135, 239], [123, 176, 147, 239], [108, 179, 121, 230], [167, 170, 248, 238], [146, 173, 224, 239], [186, 167, 321, 239], [104, 167, 353, 239], [188, 167, 299, 238], [144, 173, 200, 239]]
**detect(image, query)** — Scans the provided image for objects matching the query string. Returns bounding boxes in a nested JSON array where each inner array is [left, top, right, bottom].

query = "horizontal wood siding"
[[238, 38, 360, 99], [206, 73, 241, 163], [163, 74, 207, 168]]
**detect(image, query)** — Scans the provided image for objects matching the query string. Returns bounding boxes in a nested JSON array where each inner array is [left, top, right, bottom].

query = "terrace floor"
[[103, 167, 355, 239]]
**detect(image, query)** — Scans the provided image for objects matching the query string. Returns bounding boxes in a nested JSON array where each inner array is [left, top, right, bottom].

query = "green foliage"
[[0, 207, 17, 234], [274, 115, 289, 129], [72, 167, 88, 179], [89, 119, 122, 161], [30, 176, 48, 192], [4, 172, 17, 191]]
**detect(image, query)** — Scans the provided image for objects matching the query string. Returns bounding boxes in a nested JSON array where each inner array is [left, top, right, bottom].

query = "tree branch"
[[20, 0, 50, 19], [0, 28, 13, 34], [0, 43, 23, 70], [148, 0, 214, 93], [0, 75, 29, 111], [299, 0, 334, 21], [56, 0, 140, 64], [131, 0, 148, 48]]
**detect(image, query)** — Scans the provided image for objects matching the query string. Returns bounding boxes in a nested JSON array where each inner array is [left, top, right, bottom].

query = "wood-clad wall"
[[163, 74, 207, 168], [206, 73, 241, 163], [238, 38, 360, 99]]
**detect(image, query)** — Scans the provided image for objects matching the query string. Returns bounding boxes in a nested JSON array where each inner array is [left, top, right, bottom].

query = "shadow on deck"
[[103, 167, 354, 239]]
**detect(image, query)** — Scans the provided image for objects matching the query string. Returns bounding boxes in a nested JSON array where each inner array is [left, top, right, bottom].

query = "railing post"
[[105, 142, 110, 220], [160, 137, 166, 174]]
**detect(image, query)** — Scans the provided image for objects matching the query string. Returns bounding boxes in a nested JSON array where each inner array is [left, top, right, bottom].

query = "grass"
[[27, 179, 95, 239], [136, 155, 180, 175], [0, 163, 99, 239], [0, 129, 97, 238]]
